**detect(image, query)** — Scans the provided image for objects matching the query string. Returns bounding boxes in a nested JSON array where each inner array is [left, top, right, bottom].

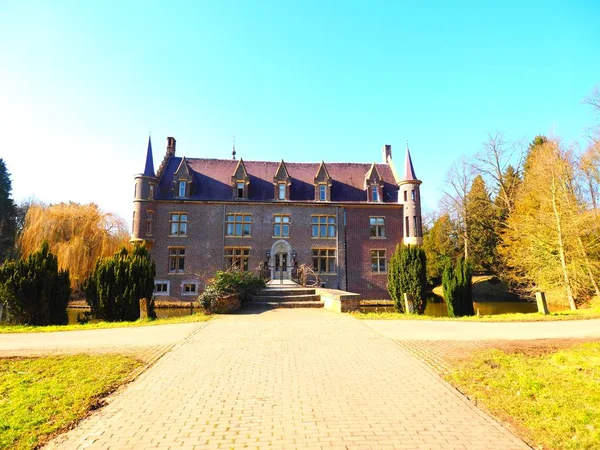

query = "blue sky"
[[1, 1, 599, 223]]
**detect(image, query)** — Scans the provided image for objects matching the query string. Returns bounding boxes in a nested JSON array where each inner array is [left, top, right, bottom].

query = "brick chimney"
[[166, 137, 176, 156], [382, 144, 392, 163]]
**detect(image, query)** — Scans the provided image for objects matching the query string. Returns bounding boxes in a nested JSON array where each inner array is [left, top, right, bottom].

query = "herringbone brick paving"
[[47, 309, 529, 449]]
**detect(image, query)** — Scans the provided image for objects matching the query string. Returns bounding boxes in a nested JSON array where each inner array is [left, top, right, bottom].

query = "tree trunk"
[[577, 236, 600, 298], [551, 180, 577, 310]]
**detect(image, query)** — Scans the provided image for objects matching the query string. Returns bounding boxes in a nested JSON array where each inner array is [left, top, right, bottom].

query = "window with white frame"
[[278, 183, 286, 200], [319, 184, 327, 201], [372, 185, 379, 202], [154, 280, 170, 295], [182, 282, 198, 295], [178, 181, 186, 198]]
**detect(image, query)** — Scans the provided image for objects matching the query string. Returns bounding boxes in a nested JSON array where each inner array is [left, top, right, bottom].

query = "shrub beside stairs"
[[250, 286, 324, 308]]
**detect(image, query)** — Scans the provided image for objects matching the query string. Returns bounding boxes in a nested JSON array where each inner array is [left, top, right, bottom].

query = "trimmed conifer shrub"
[[84, 244, 156, 322], [0, 242, 70, 325], [442, 257, 474, 317], [387, 245, 427, 314]]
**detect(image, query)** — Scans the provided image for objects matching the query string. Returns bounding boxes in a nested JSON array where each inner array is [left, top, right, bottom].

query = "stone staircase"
[[250, 286, 323, 309]]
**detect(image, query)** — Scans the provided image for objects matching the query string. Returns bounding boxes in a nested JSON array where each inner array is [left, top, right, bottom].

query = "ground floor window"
[[154, 280, 170, 295], [312, 248, 336, 273], [182, 282, 198, 295], [225, 247, 250, 271], [169, 247, 185, 273], [370, 249, 386, 273]]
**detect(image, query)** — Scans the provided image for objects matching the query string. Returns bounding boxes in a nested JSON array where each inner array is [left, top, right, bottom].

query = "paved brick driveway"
[[47, 309, 528, 450]]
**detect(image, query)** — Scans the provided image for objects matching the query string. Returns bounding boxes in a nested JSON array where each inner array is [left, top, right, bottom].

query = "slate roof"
[[403, 147, 418, 181], [156, 158, 400, 203], [143, 137, 155, 177]]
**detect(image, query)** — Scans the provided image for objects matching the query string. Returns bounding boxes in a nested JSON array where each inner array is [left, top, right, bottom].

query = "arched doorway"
[[270, 240, 292, 280]]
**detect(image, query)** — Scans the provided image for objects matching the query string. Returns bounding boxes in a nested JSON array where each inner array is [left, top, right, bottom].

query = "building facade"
[[131, 137, 423, 300]]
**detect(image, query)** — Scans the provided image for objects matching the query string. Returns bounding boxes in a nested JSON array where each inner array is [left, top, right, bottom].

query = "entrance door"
[[270, 240, 292, 281], [275, 252, 288, 278]]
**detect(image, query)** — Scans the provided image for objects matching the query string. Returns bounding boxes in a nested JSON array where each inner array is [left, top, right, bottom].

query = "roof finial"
[[406, 141, 409, 151], [232, 134, 236, 160]]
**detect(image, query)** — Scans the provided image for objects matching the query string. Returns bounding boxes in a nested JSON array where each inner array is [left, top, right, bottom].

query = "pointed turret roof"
[[143, 136, 155, 177], [403, 144, 418, 181]]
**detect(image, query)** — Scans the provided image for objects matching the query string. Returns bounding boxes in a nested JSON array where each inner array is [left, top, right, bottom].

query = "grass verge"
[[0, 354, 143, 450], [0, 312, 212, 334], [352, 308, 600, 322], [446, 343, 600, 450]]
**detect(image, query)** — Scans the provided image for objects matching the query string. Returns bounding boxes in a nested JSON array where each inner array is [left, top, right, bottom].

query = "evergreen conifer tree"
[[84, 244, 156, 321], [388, 245, 427, 314], [0, 159, 17, 263], [0, 242, 70, 325]]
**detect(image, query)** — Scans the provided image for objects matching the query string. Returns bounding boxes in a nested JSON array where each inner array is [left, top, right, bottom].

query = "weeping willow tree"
[[18, 202, 129, 291]]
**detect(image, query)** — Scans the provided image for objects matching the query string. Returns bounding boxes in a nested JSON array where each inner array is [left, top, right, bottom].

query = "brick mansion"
[[131, 137, 423, 300]]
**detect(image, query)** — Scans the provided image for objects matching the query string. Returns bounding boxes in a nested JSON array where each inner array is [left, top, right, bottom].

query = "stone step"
[[257, 288, 316, 296], [249, 301, 324, 309], [251, 294, 321, 302]]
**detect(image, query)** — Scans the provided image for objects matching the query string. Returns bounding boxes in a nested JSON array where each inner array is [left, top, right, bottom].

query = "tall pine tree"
[[0, 159, 17, 263], [465, 175, 497, 273]]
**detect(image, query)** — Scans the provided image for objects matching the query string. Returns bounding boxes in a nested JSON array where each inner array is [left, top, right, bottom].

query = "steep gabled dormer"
[[231, 158, 250, 200], [173, 157, 193, 199], [314, 161, 332, 202], [273, 160, 291, 201], [364, 162, 384, 202]]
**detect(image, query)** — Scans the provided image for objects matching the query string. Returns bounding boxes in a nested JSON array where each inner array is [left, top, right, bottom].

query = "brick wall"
[[345, 206, 403, 299], [150, 201, 347, 299]]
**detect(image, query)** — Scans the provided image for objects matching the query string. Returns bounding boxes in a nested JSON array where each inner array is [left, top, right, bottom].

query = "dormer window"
[[231, 159, 250, 200], [178, 181, 186, 198], [372, 186, 379, 202], [364, 162, 383, 203], [319, 184, 327, 201], [278, 183, 286, 200]]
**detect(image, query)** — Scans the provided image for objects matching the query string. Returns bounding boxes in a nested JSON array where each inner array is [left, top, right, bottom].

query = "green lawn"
[[0, 312, 212, 334], [0, 354, 143, 450], [352, 308, 600, 322], [447, 343, 600, 450]]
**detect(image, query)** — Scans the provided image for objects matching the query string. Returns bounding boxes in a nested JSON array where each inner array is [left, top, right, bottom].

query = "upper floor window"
[[403, 190, 408, 202], [226, 213, 251, 236], [236, 182, 245, 199], [411, 190, 415, 201], [132, 211, 135, 234], [370, 250, 386, 273], [414, 216, 419, 237], [372, 186, 379, 202], [225, 247, 250, 271], [146, 210, 154, 236], [405, 216, 410, 237], [168, 247, 185, 273], [273, 215, 290, 237], [318, 184, 327, 201], [311, 215, 336, 238], [178, 181, 187, 198], [278, 183, 286, 200], [170, 213, 188, 236], [149, 184, 155, 200], [369, 217, 385, 238]]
